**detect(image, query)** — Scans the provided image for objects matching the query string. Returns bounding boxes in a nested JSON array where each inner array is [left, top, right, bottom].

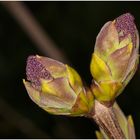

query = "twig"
[[88, 100, 125, 139], [1, 1, 69, 64]]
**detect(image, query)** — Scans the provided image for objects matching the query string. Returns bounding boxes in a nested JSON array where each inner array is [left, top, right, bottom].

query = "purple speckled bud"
[[24, 55, 94, 116], [90, 13, 139, 102], [115, 13, 137, 47], [26, 55, 52, 87]]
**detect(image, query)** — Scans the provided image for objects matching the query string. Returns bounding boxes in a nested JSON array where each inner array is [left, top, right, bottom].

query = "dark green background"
[[0, 1, 140, 138]]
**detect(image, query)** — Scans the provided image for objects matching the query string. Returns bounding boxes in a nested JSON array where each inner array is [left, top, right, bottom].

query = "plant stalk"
[[88, 100, 125, 139]]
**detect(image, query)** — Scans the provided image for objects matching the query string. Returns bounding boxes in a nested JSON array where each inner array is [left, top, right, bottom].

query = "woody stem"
[[89, 100, 125, 139]]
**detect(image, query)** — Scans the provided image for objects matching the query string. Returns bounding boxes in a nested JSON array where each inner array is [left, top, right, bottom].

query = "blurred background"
[[0, 1, 140, 138]]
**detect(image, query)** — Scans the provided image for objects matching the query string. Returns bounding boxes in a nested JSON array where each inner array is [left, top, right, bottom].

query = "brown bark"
[[88, 100, 125, 139]]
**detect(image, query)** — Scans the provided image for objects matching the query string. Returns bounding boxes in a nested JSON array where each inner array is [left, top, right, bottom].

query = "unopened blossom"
[[23, 55, 94, 116], [90, 13, 139, 102]]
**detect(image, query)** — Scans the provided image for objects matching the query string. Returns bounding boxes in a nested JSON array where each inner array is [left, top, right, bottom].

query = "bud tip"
[[115, 13, 136, 46], [26, 55, 52, 87]]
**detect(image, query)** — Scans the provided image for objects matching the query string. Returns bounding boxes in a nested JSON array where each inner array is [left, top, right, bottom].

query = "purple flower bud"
[[26, 55, 53, 88], [115, 13, 137, 47], [90, 13, 139, 102], [24, 55, 94, 116]]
